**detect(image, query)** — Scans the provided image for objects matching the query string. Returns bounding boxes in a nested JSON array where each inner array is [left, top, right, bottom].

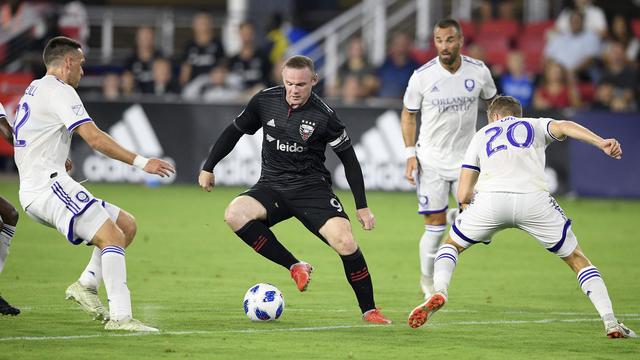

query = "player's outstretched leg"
[[0, 197, 20, 316], [563, 247, 636, 338], [408, 242, 459, 328], [91, 220, 158, 332]]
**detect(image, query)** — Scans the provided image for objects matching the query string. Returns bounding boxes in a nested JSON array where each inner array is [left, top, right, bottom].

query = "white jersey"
[[0, 102, 6, 118], [11, 75, 93, 207], [462, 116, 563, 193], [403, 55, 496, 177]]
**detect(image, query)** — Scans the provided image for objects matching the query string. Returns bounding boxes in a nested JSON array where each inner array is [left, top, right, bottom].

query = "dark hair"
[[283, 55, 315, 74], [488, 95, 523, 118], [43, 36, 82, 67], [434, 18, 463, 36]]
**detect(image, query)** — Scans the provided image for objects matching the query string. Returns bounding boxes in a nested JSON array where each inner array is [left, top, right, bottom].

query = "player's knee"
[[424, 212, 446, 225], [331, 233, 358, 255], [119, 215, 137, 247], [224, 204, 247, 230], [0, 202, 19, 226]]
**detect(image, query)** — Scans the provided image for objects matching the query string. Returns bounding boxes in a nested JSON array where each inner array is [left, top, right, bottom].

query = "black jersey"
[[233, 86, 351, 190]]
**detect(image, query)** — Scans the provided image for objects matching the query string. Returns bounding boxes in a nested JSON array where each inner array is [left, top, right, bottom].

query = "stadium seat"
[[577, 82, 596, 104], [632, 19, 640, 38], [411, 47, 437, 64], [517, 33, 546, 73], [0, 72, 32, 105], [475, 35, 509, 68], [522, 20, 555, 36], [478, 20, 519, 41], [459, 20, 476, 41]]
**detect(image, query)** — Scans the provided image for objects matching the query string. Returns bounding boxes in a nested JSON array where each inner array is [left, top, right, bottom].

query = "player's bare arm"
[[75, 122, 175, 176], [548, 120, 622, 160], [400, 107, 418, 185], [457, 168, 479, 211]]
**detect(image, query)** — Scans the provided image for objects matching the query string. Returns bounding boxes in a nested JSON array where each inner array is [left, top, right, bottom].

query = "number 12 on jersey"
[[13, 102, 30, 147]]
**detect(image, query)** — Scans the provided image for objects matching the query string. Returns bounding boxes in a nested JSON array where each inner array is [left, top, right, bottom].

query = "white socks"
[[78, 247, 103, 290], [0, 224, 16, 274], [101, 246, 132, 321], [577, 265, 614, 319], [419, 224, 445, 277], [433, 244, 459, 295]]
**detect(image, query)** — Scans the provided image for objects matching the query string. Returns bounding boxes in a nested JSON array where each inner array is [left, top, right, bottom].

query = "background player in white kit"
[[401, 19, 497, 298], [11, 36, 174, 331], [407, 96, 636, 339]]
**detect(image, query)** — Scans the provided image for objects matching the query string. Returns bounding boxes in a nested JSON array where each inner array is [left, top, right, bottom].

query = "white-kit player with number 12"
[[407, 95, 636, 339], [401, 18, 497, 298], [11, 36, 174, 332]]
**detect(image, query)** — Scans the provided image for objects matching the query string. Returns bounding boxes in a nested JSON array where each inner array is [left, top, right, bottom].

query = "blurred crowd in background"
[[1, 0, 639, 112]]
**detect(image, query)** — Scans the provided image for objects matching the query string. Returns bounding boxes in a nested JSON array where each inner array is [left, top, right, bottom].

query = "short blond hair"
[[488, 95, 523, 118]]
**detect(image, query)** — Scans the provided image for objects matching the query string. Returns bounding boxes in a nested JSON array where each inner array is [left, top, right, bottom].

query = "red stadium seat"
[[523, 20, 555, 36], [578, 82, 596, 104], [459, 20, 476, 41], [517, 33, 546, 73], [475, 35, 509, 68], [411, 47, 437, 64], [478, 20, 520, 41], [632, 19, 640, 38]]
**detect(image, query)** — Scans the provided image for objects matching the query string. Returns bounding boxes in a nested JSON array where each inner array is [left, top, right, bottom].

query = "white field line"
[[1, 316, 639, 342]]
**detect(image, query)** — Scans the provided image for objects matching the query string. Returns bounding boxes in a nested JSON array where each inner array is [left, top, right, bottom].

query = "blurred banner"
[[569, 112, 640, 197], [74, 100, 573, 193]]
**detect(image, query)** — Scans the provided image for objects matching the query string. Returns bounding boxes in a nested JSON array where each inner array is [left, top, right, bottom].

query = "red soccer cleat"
[[407, 292, 447, 329], [290, 262, 313, 292], [363, 308, 392, 324]]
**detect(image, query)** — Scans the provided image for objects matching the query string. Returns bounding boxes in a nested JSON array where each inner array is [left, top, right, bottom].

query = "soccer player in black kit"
[[199, 55, 391, 324]]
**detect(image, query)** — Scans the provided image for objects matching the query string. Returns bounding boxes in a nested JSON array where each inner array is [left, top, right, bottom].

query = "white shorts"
[[24, 176, 120, 245], [416, 163, 459, 214], [449, 191, 578, 258]]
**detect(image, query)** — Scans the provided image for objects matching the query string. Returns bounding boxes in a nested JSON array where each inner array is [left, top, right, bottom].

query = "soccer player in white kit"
[[401, 19, 497, 298], [11, 37, 174, 331], [407, 96, 636, 339], [0, 102, 21, 315]]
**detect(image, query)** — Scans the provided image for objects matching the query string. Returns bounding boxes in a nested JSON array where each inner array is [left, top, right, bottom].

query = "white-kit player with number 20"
[[401, 18, 497, 299], [407, 95, 636, 339], [11, 36, 174, 332]]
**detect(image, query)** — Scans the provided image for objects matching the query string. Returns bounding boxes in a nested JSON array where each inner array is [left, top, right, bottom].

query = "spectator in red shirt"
[[533, 61, 581, 110]]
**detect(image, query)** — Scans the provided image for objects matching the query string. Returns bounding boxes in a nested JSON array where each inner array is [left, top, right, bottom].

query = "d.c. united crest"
[[299, 119, 316, 141]]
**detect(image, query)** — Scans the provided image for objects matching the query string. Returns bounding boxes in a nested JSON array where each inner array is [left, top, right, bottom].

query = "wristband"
[[133, 155, 149, 169], [404, 146, 416, 159]]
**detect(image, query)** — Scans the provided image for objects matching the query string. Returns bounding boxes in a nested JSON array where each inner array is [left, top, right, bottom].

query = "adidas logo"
[[431, 85, 439, 92], [267, 118, 276, 127], [333, 110, 412, 191], [82, 104, 176, 184]]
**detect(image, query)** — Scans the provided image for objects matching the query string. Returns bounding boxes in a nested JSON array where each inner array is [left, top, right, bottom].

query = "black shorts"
[[241, 183, 349, 241]]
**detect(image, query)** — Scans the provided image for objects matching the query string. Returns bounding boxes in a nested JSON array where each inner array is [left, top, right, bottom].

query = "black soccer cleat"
[[0, 295, 20, 316]]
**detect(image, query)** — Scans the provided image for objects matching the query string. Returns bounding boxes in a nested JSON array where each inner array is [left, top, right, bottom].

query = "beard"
[[439, 50, 458, 65]]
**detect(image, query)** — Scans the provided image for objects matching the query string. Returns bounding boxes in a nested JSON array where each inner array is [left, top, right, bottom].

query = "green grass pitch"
[[0, 180, 638, 359]]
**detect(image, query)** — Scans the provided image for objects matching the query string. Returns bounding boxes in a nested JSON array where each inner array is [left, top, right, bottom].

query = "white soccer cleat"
[[104, 318, 159, 332], [65, 281, 109, 321], [606, 321, 637, 339], [446, 208, 459, 225]]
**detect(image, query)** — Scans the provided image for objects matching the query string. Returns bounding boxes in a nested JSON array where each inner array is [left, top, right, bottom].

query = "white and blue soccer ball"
[[243, 283, 285, 321]]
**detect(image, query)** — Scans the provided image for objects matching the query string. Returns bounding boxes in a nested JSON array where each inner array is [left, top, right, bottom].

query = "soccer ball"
[[243, 283, 285, 321]]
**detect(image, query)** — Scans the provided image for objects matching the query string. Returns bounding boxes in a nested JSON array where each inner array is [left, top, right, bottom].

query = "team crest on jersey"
[[464, 79, 475, 92], [72, 104, 85, 116], [299, 120, 316, 141]]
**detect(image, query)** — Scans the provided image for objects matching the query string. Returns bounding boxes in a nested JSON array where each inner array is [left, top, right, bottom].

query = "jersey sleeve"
[[402, 71, 422, 112], [535, 117, 565, 144], [233, 93, 262, 135], [327, 111, 351, 153], [50, 86, 93, 132], [461, 133, 481, 172], [479, 64, 497, 100]]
